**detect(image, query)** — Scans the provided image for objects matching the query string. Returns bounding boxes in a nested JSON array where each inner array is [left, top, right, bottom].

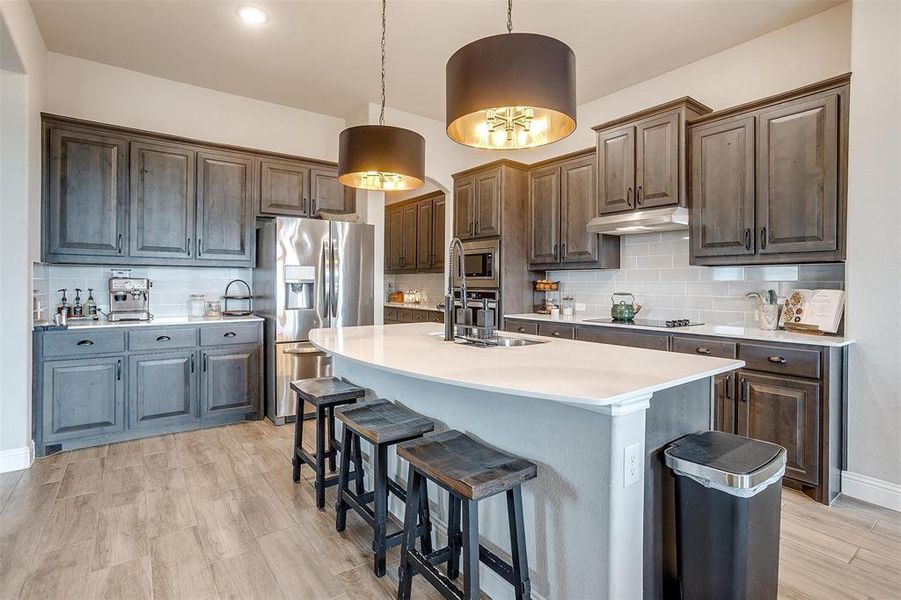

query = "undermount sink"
[[491, 336, 547, 347]]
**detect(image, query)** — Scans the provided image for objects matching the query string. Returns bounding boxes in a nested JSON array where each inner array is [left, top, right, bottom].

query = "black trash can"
[[664, 431, 786, 600]]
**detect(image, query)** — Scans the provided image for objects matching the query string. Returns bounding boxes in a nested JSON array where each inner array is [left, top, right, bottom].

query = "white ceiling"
[[30, 0, 843, 122]]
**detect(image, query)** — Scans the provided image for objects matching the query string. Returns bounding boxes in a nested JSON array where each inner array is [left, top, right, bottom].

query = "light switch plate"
[[624, 442, 641, 488]]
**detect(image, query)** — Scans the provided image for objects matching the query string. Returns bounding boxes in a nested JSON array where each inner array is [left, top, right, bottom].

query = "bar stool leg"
[[397, 465, 420, 600], [447, 495, 461, 580], [326, 406, 337, 473], [314, 406, 327, 509], [507, 486, 530, 600], [352, 434, 365, 495], [418, 478, 433, 554], [372, 442, 389, 577], [335, 429, 353, 532], [462, 499, 480, 600], [292, 395, 304, 482]]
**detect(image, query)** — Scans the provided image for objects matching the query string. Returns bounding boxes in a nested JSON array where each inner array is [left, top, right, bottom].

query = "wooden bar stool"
[[290, 376, 365, 509], [396, 430, 537, 600], [335, 398, 435, 577]]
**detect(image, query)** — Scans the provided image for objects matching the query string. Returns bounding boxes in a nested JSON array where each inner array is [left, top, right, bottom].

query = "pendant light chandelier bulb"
[[338, 0, 425, 191], [446, 0, 576, 149]]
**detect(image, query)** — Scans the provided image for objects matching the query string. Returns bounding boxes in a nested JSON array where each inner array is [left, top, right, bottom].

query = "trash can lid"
[[664, 431, 786, 490]]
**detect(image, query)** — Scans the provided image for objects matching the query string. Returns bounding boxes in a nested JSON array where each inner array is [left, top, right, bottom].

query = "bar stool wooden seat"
[[335, 398, 435, 577], [396, 430, 537, 600], [290, 376, 365, 509]]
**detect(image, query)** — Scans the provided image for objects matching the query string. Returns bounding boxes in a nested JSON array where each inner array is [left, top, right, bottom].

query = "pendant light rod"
[[507, 0, 513, 34], [379, 0, 386, 125]]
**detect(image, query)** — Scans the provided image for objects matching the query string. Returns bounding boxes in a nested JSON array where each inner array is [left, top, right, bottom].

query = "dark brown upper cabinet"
[[689, 75, 849, 266], [594, 98, 710, 216], [129, 141, 195, 260], [528, 150, 619, 271], [44, 125, 129, 261], [259, 157, 308, 216], [385, 191, 445, 274], [452, 161, 527, 241], [196, 150, 254, 263], [310, 167, 353, 215]]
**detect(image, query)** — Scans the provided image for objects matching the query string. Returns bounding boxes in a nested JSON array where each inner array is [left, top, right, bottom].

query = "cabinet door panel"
[[757, 94, 839, 255], [129, 351, 198, 429], [310, 167, 349, 214], [202, 345, 260, 418], [46, 127, 128, 258], [597, 126, 635, 215], [690, 117, 756, 258], [528, 165, 560, 265], [738, 371, 820, 484], [453, 176, 474, 239], [130, 141, 195, 259], [560, 155, 599, 263], [416, 199, 434, 270], [196, 150, 254, 262], [635, 111, 680, 208], [475, 168, 502, 237], [432, 196, 446, 272], [401, 204, 418, 271], [259, 158, 308, 216], [385, 206, 404, 271], [42, 357, 125, 442], [713, 372, 736, 433]]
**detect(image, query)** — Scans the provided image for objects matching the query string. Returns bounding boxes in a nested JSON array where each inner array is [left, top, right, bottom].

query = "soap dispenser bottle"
[[84, 288, 98, 320], [56, 289, 70, 318], [72, 288, 84, 318]]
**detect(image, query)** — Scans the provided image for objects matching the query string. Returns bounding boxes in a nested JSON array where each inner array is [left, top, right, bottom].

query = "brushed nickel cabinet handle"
[[187, 237, 191, 256], [223, 331, 237, 338], [197, 238, 202, 257], [553, 331, 561, 337], [76, 339, 94, 346], [116, 359, 122, 381], [744, 228, 752, 251], [156, 335, 171, 342], [117, 234, 123, 253], [626, 187, 633, 207], [695, 347, 711, 355], [190, 355, 195, 373], [767, 355, 787, 364], [760, 226, 768, 249], [636, 185, 643, 206]]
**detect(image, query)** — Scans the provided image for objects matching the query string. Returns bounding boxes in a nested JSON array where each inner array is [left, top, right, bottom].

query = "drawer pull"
[[517, 327, 525, 333], [223, 331, 237, 338], [156, 335, 171, 342], [76, 339, 94, 346], [553, 331, 561, 337], [695, 347, 711, 355], [767, 355, 787, 364]]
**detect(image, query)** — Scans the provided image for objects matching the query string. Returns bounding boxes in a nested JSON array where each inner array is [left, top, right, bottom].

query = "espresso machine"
[[107, 271, 152, 321]]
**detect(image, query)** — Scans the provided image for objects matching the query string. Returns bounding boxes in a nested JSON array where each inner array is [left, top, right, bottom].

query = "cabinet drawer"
[[738, 343, 820, 379], [505, 320, 538, 335], [428, 310, 444, 324], [43, 330, 126, 358], [200, 323, 262, 347], [129, 327, 197, 351], [538, 323, 575, 339], [576, 326, 670, 351], [384, 307, 398, 321], [411, 310, 429, 323], [397, 309, 414, 323], [672, 336, 737, 359]]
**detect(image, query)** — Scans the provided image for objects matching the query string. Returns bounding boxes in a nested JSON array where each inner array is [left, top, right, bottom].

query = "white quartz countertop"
[[384, 302, 442, 310], [504, 313, 855, 348], [309, 323, 743, 409], [34, 315, 263, 330]]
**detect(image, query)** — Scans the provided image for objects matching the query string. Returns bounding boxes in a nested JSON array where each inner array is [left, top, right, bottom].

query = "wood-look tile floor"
[[0, 419, 898, 600]]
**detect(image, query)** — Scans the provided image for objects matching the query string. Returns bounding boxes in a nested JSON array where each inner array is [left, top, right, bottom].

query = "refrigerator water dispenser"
[[285, 265, 315, 310]]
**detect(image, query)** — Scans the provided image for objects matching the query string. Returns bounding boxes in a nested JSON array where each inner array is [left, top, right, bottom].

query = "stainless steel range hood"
[[586, 206, 689, 235]]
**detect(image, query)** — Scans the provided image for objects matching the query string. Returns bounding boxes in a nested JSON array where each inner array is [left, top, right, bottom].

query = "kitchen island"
[[310, 323, 743, 599]]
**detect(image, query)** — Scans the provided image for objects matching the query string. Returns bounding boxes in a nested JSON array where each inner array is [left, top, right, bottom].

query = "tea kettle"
[[611, 293, 642, 322]]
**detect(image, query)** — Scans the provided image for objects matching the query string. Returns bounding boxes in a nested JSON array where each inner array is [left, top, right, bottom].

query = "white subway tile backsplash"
[[547, 238, 844, 327]]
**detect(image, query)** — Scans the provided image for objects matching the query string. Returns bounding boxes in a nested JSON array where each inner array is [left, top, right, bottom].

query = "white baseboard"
[[842, 471, 901, 512], [0, 440, 34, 473]]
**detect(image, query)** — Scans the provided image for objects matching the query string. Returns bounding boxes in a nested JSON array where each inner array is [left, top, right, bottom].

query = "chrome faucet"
[[444, 238, 468, 341]]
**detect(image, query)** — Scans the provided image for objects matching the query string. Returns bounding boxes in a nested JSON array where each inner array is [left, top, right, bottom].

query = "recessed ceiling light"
[[238, 5, 268, 25]]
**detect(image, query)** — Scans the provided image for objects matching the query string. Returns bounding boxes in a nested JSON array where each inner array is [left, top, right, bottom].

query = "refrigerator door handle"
[[320, 239, 330, 323], [330, 240, 338, 319]]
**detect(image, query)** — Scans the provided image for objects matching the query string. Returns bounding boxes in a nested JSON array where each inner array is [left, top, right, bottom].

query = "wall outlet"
[[624, 442, 641, 488]]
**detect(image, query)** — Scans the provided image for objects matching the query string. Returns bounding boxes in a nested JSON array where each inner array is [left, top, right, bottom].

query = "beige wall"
[[0, 0, 46, 467], [844, 0, 901, 493]]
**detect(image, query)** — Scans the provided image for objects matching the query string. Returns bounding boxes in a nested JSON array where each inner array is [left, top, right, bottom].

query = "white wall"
[[0, 0, 46, 470], [843, 0, 901, 497], [44, 52, 345, 162]]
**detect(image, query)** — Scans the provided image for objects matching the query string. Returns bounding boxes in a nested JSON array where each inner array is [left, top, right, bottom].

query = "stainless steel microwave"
[[462, 239, 500, 288]]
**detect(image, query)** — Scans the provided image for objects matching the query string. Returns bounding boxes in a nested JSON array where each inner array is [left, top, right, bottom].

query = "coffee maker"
[[108, 271, 152, 321]]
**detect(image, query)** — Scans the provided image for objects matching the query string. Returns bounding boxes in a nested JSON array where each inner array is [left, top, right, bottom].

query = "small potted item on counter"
[[746, 289, 781, 330]]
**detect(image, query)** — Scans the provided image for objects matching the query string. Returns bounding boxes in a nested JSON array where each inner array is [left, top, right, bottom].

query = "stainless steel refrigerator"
[[254, 218, 374, 424]]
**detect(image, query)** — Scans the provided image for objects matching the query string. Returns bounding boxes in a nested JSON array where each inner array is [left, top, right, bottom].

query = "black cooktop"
[[584, 318, 704, 329]]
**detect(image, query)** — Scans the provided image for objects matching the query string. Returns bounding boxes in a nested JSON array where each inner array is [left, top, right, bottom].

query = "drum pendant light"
[[446, 0, 576, 149], [338, 0, 425, 191]]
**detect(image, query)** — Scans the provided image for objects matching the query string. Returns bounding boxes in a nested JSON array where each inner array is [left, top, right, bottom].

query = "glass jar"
[[562, 295, 575, 317], [205, 300, 222, 318], [188, 294, 206, 319]]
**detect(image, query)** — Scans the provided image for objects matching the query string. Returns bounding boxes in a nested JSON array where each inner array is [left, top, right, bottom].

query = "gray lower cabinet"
[[42, 356, 125, 443], [201, 344, 261, 419], [129, 350, 198, 430], [34, 321, 262, 455]]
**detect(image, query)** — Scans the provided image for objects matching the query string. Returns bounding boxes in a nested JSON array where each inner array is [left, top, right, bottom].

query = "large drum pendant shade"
[[337, 125, 426, 191], [446, 33, 577, 149]]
